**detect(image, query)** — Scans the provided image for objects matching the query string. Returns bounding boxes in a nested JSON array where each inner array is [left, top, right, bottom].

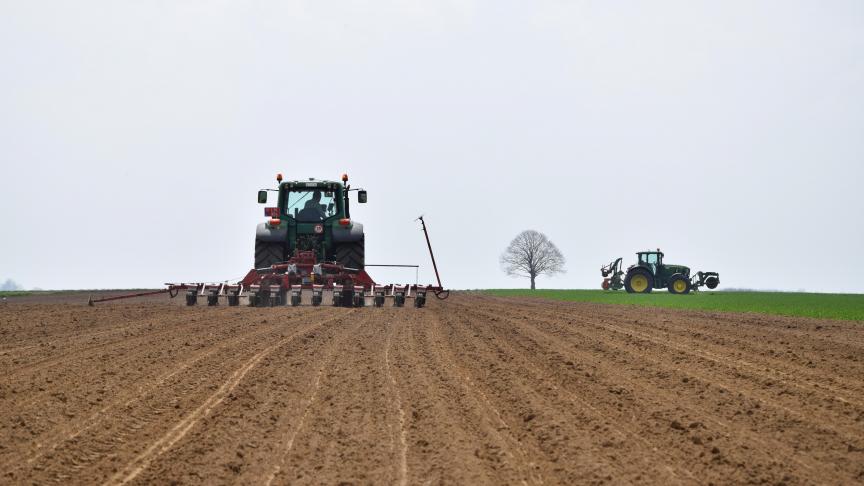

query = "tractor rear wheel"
[[255, 239, 284, 269], [668, 275, 691, 294], [333, 237, 364, 270], [625, 268, 653, 293]]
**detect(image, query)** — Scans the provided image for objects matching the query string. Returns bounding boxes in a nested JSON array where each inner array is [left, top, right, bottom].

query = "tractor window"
[[639, 253, 661, 275], [285, 190, 337, 222]]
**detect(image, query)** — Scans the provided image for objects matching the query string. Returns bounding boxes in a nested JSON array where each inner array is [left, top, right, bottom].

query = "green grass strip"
[[484, 289, 864, 321], [0, 291, 37, 297]]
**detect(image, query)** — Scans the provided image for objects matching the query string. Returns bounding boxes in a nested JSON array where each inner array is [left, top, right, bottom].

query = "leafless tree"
[[500, 230, 566, 290]]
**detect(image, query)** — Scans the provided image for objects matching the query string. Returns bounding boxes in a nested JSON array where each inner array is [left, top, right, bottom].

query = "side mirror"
[[358, 190, 367, 203], [257, 190, 268, 204]]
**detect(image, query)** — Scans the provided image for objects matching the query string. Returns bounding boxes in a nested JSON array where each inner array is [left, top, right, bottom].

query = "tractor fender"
[[332, 222, 364, 242], [255, 223, 287, 243], [625, 264, 650, 276]]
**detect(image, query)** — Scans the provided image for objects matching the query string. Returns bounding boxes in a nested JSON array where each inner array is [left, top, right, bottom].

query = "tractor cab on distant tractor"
[[601, 250, 719, 294]]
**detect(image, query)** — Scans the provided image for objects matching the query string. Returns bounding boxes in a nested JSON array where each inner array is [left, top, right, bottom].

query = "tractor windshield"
[[640, 253, 661, 274], [285, 190, 338, 222]]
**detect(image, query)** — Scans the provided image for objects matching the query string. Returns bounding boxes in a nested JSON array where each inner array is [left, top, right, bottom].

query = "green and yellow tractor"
[[601, 250, 719, 294]]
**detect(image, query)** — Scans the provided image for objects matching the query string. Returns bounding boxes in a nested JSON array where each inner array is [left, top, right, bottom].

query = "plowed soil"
[[2, 293, 863, 485]]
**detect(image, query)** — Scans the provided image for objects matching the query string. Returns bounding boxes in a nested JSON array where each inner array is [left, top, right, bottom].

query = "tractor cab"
[[636, 251, 663, 275]]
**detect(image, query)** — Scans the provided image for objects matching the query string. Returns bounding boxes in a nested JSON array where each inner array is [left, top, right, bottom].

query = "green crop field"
[[0, 291, 36, 298], [485, 289, 864, 321]]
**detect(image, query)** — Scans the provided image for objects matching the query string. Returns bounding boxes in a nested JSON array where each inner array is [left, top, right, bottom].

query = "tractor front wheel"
[[668, 275, 691, 294], [624, 268, 653, 293]]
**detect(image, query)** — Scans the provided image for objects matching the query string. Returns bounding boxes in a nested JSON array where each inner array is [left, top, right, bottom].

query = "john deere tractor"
[[254, 173, 366, 270], [601, 250, 719, 294]]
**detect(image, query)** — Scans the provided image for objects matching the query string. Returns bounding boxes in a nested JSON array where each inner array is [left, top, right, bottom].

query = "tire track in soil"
[[382, 307, 542, 485], [261, 363, 325, 486], [0, 309, 294, 474], [260, 310, 409, 485], [1, 306, 208, 374], [459, 296, 864, 484], [129, 308, 360, 485], [453, 301, 825, 482], [496, 298, 864, 449], [509, 297, 864, 407], [384, 321, 409, 486], [438, 301, 694, 485], [263, 312, 363, 486], [422, 310, 542, 485], [507, 296, 864, 395], [6, 308, 329, 484], [14, 314, 292, 471], [0, 304, 175, 350], [0, 307, 246, 425], [499, 296, 864, 410], [106, 311, 347, 485]]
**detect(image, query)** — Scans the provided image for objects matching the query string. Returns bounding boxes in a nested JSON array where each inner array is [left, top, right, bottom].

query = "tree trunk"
[[530, 274, 536, 290]]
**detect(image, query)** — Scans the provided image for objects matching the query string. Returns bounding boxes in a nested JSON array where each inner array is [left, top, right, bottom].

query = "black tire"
[[332, 237, 364, 270], [255, 239, 284, 269], [624, 268, 654, 294], [705, 276, 719, 289], [667, 274, 691, 294], [342, 287, 355, 307]]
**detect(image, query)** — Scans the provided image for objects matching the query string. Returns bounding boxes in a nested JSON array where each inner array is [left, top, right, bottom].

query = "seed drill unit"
[[601, 250, 719, 294], [89, 173, 448, 308]]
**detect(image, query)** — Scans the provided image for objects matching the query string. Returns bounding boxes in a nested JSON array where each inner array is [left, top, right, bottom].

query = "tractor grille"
[[295, 234, 323, 253]]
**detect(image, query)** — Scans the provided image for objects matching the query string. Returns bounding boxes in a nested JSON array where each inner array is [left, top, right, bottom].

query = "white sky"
[[1, 1, 862, 292]]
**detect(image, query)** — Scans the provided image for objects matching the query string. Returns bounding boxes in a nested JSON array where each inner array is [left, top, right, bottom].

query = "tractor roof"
[[281, 179, 341, 189]]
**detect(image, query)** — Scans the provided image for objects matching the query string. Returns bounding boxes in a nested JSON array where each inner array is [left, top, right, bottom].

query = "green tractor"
[[254, 173, 367, 270], [601, 250, 719, 294]]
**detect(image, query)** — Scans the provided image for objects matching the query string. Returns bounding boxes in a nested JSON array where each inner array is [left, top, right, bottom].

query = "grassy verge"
[[484, 289, 864, 321], [0, 291, 37, 298]]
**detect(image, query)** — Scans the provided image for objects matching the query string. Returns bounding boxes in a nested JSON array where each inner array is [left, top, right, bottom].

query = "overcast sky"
[[1, 1, 862, 293]]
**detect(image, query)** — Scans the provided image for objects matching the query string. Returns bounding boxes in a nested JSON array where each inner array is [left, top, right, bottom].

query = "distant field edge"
[[483, 289, 864, 322], [0, 290, 38, 297]]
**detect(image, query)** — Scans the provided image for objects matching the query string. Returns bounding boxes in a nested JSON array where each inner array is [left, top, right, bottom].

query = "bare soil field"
[[1, 293, 863, 485]]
